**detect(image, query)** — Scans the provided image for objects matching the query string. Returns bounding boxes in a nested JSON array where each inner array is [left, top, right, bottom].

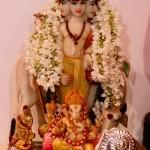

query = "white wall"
[[0, 0, 150, 145]]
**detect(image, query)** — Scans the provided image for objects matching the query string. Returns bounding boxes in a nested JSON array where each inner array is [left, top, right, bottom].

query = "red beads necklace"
[[66, 20, 86, 45]]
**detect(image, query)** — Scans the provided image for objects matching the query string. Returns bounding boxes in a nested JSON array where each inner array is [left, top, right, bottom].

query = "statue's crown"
[[64, 89, 85, 105]]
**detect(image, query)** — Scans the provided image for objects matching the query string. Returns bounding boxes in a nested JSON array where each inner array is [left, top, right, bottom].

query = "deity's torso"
[[60, 21, 91, 58], [62, 117, 91, 141]]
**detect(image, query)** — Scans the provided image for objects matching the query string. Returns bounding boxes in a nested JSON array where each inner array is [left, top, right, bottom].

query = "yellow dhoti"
[[60, 55, 89, 102]]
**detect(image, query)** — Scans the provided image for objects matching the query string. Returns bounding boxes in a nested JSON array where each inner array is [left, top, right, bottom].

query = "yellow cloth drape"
[[60, 55, 89, 102]]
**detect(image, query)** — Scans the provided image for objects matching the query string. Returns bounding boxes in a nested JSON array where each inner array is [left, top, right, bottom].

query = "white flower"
[[25, 2, 63, 92]]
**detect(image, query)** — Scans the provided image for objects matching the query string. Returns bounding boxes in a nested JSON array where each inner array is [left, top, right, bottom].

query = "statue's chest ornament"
[[66, 21, 86, 45]]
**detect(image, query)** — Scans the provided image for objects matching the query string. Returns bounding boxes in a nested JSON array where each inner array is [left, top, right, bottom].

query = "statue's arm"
[[52, 120, 65, 135]]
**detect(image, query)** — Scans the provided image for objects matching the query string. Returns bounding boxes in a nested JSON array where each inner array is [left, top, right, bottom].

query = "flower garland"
[[91, 0, 126, 106], [25, 2, 63, 92]]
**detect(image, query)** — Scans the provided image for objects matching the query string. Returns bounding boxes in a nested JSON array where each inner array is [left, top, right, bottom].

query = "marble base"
[[1, 141, 42, 150]]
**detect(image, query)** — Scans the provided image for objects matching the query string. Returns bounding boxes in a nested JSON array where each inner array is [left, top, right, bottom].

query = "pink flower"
[[42, 133, 53, 150]]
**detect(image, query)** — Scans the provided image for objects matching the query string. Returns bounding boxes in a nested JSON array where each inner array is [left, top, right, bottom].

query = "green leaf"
[[123, 61, 130, 77]]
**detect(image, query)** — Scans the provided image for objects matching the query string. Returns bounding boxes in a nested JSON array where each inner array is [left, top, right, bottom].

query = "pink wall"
[[109, 0, 150, 142], [0, 0, 48, 145], [0, 0, 150, 145]]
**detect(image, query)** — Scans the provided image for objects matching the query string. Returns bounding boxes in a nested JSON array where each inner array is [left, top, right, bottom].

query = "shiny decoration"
[[12, 106, 35, 150], [95, 128, 143, 150]]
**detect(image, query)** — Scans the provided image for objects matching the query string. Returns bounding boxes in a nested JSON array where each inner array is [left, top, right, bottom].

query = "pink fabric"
[[42, 133, 53, 150]]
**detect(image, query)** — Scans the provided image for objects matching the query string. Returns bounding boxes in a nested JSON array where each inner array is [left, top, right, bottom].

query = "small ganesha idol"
[[43, 89, 98, 150]]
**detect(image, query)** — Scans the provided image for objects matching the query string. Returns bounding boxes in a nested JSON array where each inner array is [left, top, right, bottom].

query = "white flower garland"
[[91, 0, 126, 105], [25, 2, 63, 92]]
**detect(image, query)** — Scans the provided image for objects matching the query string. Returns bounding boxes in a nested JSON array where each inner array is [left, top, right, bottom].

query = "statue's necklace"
[[66, 20, 86, 45]]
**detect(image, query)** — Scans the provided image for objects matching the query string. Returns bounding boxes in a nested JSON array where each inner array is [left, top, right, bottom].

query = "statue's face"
[[86, 0, 97, 18], [69, 104, 82, 119], [59, 0, 71, 17], [69, 0, 87, 17]]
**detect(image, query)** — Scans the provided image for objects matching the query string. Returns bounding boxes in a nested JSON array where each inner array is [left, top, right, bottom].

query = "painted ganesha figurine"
[[43, 90, 98, 150]]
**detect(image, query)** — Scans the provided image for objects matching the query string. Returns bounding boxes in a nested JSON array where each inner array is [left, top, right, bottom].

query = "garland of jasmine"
[[91, 0, 126, 107], [25, 2, 63, 92]]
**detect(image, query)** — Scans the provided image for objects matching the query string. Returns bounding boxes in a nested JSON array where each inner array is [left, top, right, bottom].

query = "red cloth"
[[83, 30, 93, 53]]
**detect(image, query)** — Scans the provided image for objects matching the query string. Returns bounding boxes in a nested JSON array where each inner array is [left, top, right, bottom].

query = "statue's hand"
[[88, 132, 96, 140], [74, 122, 84, 132], [61, 73, 72, 86], [52, 127, 60, 135]]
